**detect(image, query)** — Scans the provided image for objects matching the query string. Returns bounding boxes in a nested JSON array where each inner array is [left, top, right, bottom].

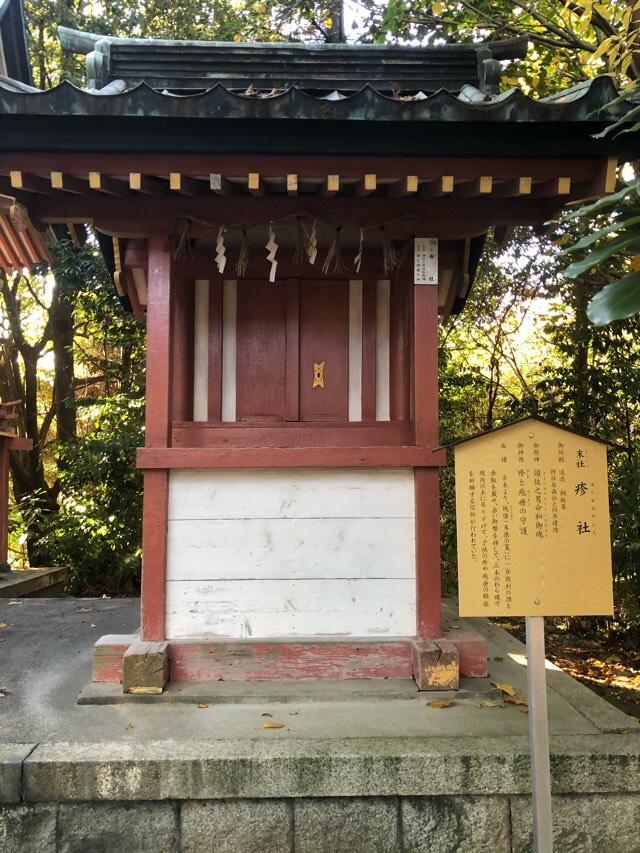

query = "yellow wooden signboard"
[[454, 418, 614, 617]]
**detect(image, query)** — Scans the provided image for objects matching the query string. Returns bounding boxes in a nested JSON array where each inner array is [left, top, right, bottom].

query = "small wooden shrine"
[[0, 5, 634, 689]]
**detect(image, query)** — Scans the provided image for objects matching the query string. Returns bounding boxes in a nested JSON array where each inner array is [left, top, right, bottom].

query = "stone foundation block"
[[442, 629, 488, 677], [294, 797, 399, 853], [122, 641, 169, 694], [412, 639, 459, 691], [401, 796, 510, 852], [181, 799, 292, 853], [510, 793, 640, 853], [0, 804, 57, 853], [58, 802, 178, 852]]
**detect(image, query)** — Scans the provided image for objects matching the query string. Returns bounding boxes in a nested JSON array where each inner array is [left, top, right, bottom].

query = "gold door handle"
[[312, 361, 325, 389]]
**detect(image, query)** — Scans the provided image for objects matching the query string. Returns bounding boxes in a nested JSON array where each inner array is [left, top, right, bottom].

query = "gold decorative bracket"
[[312, 361, 325, 389]]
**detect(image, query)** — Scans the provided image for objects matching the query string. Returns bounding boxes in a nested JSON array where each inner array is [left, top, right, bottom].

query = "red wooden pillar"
[[413, 283, 441, 639], [141, 234, 173, 641], [0, 437, 9, 564]]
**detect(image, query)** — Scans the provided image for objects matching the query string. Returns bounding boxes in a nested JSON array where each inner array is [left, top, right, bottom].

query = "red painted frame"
[[140, 235, 173, 642]]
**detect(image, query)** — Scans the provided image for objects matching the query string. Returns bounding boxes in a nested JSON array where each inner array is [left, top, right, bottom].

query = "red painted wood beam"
[[0, 439, 9, 563], [136, 445, 447, 469], [23, 194, 556, 232], [140, 234, 173, 642], [413, 284, 442, 640]]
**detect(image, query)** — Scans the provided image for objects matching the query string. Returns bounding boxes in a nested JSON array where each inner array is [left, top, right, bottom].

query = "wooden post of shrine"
[[0, 401, 32, 568], [140, 234, 173, 642], [413, 240, 441, 639]]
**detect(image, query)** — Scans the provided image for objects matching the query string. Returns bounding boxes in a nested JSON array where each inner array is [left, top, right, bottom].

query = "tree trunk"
[[51, 282, 76, 446], [571, 279, 592, 432]]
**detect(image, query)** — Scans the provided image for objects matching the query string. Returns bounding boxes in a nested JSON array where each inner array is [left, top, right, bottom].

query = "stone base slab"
[[1, 735, 638, 851]]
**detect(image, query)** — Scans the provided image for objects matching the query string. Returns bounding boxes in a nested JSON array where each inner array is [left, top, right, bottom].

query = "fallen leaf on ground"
[[261, 712, 273, 717], [0, 623, 6, 629], [196, 703, 209, 709], [493, 656, 504, 662], [0, 687, 10, 697], [491, 681, 516, 696], [504, 692, 528, 707], [426, 700, 457, 709], [263, 721, 285, 729], [475, 699, 504, 709], [126, 723, 134, 731], [288, 710, 299, 715], [449, 624, 462, 629]]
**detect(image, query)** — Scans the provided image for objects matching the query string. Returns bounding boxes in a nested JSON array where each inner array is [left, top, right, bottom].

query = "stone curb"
[[18, 734, 640, 802], [0, 744, 36, 804]]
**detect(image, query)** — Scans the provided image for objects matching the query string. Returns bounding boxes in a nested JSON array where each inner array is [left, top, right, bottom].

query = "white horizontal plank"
[[165, 578, 416, 639], [167, 517, 415, 581], [168, 468, 415, 520]]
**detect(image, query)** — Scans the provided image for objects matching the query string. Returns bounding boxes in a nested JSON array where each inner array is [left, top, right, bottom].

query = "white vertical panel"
[[165, 468, 417, 639], [348, 280, 363, 422], [192, 279, 209, 422], [376, 279, 391, 421], [221, 279, 237, 423]]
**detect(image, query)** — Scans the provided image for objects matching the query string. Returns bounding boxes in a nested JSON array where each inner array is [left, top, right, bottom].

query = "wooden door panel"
[[236, 281, 287, 421], [299, 281, 349, 422]]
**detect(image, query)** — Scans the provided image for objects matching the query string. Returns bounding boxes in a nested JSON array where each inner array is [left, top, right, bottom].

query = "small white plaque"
[[414, 237, 438, 285]]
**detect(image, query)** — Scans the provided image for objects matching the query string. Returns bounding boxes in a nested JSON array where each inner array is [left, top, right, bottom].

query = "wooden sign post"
[[453, 417, 614, 853]]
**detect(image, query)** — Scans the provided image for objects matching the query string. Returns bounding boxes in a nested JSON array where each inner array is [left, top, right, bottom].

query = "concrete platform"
[[0, 566, 68, 597], [0, 597, 638, 852]]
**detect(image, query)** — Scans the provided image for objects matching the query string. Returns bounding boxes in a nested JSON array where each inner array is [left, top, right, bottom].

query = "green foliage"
[[588, 271, 640, 325], [358, 0, 640, 88], [22, 396, 144, 594], [561, 178, 640, 326]]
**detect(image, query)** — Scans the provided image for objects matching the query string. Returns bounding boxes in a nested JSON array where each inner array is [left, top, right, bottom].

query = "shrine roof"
[[0, 75, 635, 158], [0, 25, 636, 157], [56, 28, 529, 94]]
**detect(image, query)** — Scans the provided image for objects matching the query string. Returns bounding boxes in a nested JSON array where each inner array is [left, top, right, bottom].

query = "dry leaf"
[[0, 623, 7, 629], [504, 692, 528, 707], [196, 703, 209, 709], [288, 710, 299, 715], [449, 624, 462, 630], [263, 721, 285, 729], [491, 681, 516, 696], [475, 699, 504, 709], [261, 712, 273, 717], [426, 700, 457, 709], [126, 723, 135, 731], [493, 656, 504, 662]]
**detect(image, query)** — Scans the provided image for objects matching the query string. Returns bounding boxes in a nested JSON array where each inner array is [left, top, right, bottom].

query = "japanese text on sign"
[[455, 420, 613, 617], [414, 237, 438, 284]]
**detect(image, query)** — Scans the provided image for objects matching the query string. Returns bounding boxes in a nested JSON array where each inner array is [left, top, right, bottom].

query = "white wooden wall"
[[165, 469, 416, 639]]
